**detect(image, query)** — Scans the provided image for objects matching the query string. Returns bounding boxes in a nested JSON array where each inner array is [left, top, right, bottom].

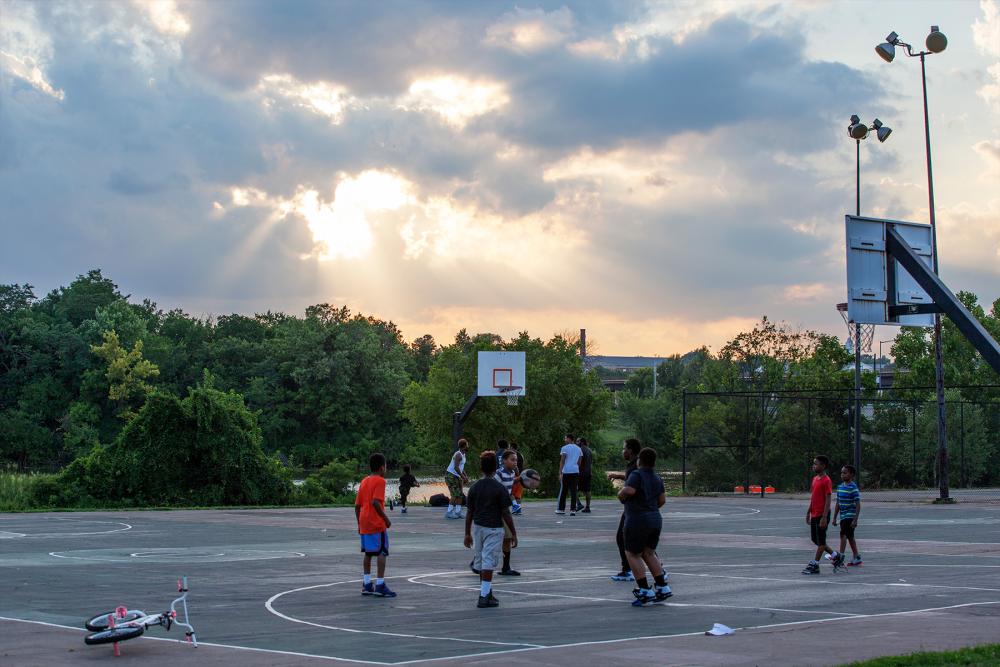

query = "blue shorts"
[[360, 531, 389, 555]]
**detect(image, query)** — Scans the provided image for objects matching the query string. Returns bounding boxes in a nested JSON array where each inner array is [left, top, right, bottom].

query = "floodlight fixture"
[[926, 26, 947, 53], [872, 118, 892, 142], [848, 115, 869, 140], [875, 27, 946, 62], [875, 31, 898, 62]]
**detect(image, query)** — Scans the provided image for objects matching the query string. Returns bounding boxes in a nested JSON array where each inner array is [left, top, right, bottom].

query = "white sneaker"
[[554, 510, 566, 515]]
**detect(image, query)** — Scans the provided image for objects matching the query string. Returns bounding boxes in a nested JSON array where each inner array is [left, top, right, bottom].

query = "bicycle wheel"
[[85, 610, 144, 631], [84, 625, 144, 645]]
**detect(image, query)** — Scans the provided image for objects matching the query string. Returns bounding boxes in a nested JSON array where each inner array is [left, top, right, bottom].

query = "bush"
[[60, 387, 292, 507]]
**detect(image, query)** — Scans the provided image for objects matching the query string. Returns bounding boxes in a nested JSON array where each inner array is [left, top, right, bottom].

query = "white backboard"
[[845, 215, 934, 328], [477, 351, 526, 397]]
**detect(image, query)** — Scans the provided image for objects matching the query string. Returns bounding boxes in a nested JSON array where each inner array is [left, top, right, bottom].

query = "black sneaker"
[[581, 507, 591, 513], [801, 563, 820, 575], [477, 594, 499, 608], [832, 553, 846, 569], [499, 568, 521, 576]]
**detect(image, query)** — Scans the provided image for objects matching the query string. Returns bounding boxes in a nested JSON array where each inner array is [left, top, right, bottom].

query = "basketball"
[[519, 468, 541, 490]]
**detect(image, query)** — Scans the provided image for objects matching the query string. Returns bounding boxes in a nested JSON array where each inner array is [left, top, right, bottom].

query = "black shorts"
[[839, 518, 857, 539], [810, 517, 828, 546], [623, 513, 662, 554], [578, 474, 592, 493]]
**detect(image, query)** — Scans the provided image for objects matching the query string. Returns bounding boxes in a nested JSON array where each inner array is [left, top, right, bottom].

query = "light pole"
[[847, 114, 892, 475], [876, 339, 895, 380], [876, 26, 950, 501], [847, 114, 891, 477]]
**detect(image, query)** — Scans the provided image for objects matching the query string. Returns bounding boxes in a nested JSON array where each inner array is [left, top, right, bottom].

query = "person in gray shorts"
[[464, 450, 517, 608]]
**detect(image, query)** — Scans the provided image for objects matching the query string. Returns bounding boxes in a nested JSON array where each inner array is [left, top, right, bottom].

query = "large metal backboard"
[[845, 215, 934, 327]]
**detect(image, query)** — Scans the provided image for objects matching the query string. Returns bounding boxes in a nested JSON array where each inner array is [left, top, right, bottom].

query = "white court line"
[[0, 520, 132, 538], [49, 549, 306, 563], [670, 571, 1000, 593], [265, 573, 544, 649], [0, 616, 397, 666], [406, 571, 861, 617], [9, 598, 1000, 666]]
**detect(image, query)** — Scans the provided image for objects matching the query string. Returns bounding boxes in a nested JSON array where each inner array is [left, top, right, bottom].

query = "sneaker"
[[581, 507, 591, 514], [570, 511, 576, 516], [477, 594, 500, 608], [362, 582, 375, 595], [631, 588, 656, 606], [512, 506, 523, 515], [554, 510, 566, 515], [373, 583, 397, 598], [832, 553, 846, 568], [654, 585, 673, 601], [801, 563, 820, 575], [470, 560, 480, 575], [446, 511, 461, 519], [499, 568, 521, 576], [611, 571, 635, 582], [848, 557, 863, 567], [400, 507, 407, 514]]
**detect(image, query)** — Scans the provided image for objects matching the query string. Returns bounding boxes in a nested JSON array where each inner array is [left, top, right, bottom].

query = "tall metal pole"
[[854, 139, 863, 477], [854, 322, 863, 475], [681, 390, 688, 494], [920, 53, 949, 501]]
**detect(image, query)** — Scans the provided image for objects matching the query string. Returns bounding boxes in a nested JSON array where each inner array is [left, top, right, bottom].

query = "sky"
[[1, 0, 998, 356]]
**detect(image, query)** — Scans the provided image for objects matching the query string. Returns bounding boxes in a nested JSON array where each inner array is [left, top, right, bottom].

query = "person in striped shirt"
[[495, 449, 521, 575], [833, 464, 863, 566]]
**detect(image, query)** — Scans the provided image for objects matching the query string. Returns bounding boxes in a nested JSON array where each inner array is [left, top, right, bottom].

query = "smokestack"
[[580, 328, 587, 361]]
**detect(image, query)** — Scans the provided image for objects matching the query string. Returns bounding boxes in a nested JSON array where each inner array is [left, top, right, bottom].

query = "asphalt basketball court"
[[3, 497, 1000, 666]]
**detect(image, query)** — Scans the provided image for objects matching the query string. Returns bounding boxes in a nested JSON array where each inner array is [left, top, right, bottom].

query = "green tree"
[[91, 331, 160, 421], [403, 331, 612, 492]]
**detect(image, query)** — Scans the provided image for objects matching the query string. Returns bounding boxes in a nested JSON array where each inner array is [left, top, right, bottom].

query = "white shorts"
[[472, 524, 504, 572]]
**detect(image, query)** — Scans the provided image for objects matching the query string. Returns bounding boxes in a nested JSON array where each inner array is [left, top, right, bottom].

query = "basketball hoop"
[[497, 385, 523, 406], [837, 303, 875, 354]]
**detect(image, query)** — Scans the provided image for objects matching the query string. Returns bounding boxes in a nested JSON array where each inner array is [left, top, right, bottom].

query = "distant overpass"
[[585, 355, 665, 391]]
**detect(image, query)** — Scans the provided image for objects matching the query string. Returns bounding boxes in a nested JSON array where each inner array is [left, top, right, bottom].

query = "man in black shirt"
[[607, 438, 641, 580], [464, 451, 517, 608], [619, 447, 670, 605], [577, 437, 594, 513]]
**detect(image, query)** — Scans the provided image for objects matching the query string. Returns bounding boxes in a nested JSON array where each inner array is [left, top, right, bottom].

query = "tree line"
[[1, 270, 996, 506]]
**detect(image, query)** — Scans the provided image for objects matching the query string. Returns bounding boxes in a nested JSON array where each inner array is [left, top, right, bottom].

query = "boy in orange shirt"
[[355, 453, 396, 597], [801, 455, 844, 575]]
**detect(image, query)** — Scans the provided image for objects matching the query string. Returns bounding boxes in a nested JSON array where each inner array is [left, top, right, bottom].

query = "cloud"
[[973, 0, 1000, 58], [0, 1, 63, 99], [484, 7, 575, 53]]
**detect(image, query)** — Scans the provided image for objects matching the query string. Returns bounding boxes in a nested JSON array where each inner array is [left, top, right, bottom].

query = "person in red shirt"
[[355, 453, 396, 597], [802, 455, 844, 574]]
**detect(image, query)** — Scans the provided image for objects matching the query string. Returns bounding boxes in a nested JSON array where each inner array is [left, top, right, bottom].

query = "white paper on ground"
[[705, 623, 735, 636]]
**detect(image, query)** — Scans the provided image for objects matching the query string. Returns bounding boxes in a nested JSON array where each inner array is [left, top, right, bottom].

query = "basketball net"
[[837, 303, 875, 354], [498, 386, 523, 406]]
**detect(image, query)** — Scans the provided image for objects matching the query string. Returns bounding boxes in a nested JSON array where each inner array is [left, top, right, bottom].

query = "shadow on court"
[[2, 498, 1000, 666]]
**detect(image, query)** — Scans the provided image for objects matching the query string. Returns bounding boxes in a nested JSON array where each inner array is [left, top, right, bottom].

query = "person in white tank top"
[[445, 438, 471, 519]]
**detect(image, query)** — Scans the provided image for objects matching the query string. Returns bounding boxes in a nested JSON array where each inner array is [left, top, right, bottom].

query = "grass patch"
[[842, 644, 1000, 666], [0, 471, 58, 512]]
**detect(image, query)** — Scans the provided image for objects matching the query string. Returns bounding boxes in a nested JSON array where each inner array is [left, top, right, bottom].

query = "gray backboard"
[[845, 215, 934, 327]]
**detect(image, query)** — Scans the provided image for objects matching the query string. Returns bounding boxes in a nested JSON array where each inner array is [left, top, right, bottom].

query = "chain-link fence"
[[681, 388, 1000, 501]]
